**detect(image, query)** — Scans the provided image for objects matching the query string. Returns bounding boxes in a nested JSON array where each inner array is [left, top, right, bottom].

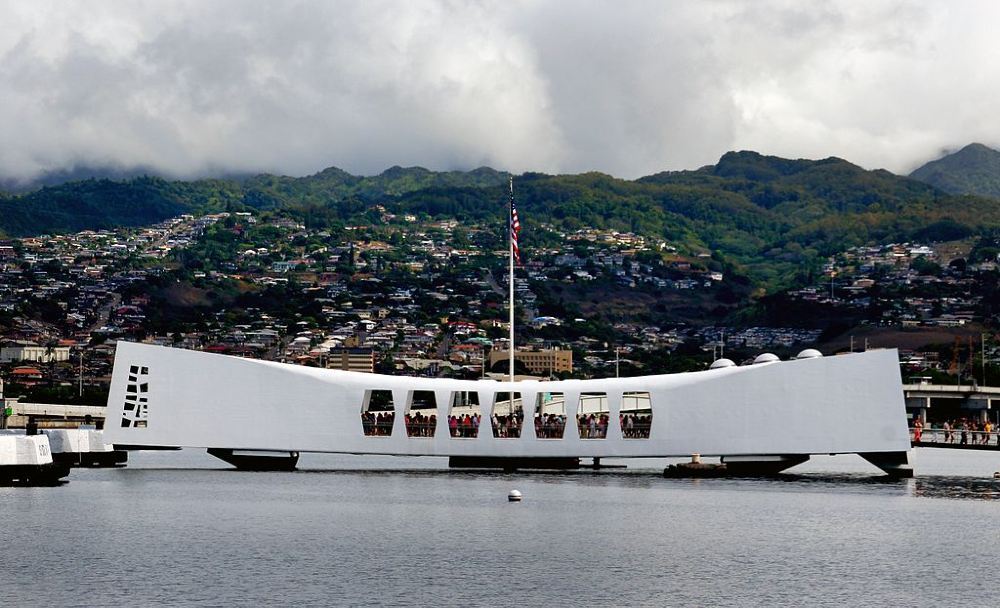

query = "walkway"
[[911, 428, 1000, 450]]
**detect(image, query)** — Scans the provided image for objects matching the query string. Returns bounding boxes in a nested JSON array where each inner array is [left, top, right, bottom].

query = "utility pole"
[[952, 337, 962, 387], [969, 336, 976, 387], [78, 348, 84, 397], [983, 333, 988, 387]]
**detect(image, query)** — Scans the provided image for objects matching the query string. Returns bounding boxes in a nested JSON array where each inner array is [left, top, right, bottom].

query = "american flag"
[[510, 191, 522, 264]]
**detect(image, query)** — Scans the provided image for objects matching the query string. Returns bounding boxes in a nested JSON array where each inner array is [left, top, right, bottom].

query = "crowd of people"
[[912, 418, 998, 445], [578, 413, 610, 439], [621, 413, 652, 439], [448, 414, 481, 438], [363, 408, 653, 440], [492, 412, 523, 438], [405, 411, 436, 437], [360, 411, 394, 436], [535, 413, 567, 438]]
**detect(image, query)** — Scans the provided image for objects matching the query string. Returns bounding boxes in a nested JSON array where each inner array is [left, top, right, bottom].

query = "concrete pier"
[[1, 399, 107, 429]]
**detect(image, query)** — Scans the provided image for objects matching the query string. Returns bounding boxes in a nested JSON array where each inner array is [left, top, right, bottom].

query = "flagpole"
[[508, 176, 515, 383]]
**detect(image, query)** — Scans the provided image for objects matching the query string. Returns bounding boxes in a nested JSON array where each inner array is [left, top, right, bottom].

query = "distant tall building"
[[328, 348, 374, 373], [489, 348, 573, 375]]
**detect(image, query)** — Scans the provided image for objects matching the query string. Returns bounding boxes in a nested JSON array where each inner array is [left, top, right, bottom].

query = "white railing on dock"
[[911, 429, 999, 446]]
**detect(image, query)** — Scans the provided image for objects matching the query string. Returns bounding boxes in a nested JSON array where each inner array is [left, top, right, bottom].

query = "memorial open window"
[[577, 392, 609, 439], [620, 391, 652, 439], [492, 392, 523, 438], [448, 391, 482, 438], [121, 364, 150, 428], [361, 389, 395, 437], [534, 391, 566, 439], [405, 390, 437, 438]]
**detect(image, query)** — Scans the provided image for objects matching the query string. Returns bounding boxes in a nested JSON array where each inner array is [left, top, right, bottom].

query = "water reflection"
[[664, 472, 1000, 501], [730, 473, 1000, 500], [910, 477, 1000, 501], [263, 466, 1000, 500], [111, 449, 1000, 502]]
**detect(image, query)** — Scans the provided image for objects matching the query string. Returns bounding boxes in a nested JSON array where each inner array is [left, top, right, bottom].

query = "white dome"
[[796, 349, 823, 359], [709, 358, 736, 369], [753, 353, 780, 365]]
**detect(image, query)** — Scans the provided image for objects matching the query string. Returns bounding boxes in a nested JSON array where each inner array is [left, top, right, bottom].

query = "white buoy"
[[508, 489, 522, 502]]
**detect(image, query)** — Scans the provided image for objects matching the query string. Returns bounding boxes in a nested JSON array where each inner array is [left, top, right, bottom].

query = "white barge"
[[0, 434, 70, 485], [1, 428, 127, 468], [41, 429, 127, 468], [102, 342, 913, 477]]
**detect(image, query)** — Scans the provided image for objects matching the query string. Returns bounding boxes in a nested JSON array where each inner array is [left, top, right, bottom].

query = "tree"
[[911, 256, 941, 277], [489, 357, 531, 376]]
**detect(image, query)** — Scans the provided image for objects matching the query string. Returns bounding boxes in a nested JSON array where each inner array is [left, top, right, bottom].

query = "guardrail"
[[911, 428, 999, 446]]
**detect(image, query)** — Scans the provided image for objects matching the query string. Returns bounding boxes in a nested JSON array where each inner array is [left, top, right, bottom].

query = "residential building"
[[328, 348, 375, 373]]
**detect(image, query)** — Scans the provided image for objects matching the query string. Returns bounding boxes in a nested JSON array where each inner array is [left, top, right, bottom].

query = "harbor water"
[[2, 449, 998, 607]]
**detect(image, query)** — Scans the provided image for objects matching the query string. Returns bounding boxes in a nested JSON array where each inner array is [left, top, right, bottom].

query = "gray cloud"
[[1, 0, 998, 184]]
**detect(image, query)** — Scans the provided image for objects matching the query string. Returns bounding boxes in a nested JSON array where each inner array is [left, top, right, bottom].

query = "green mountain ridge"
[[3, 151, 999, 291], [909, 142, 1000, 199]]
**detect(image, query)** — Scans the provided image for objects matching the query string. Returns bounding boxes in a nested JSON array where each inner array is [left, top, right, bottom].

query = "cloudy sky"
[[1, 1, 998, 184]]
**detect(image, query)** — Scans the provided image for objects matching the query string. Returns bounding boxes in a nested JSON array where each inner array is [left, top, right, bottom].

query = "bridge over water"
[[904, 382, 1000, 423]]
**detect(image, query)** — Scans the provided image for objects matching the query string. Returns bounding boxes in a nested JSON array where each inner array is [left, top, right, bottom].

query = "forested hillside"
[[910, 143, 1000, 199], [3, 151, 999, 289]]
